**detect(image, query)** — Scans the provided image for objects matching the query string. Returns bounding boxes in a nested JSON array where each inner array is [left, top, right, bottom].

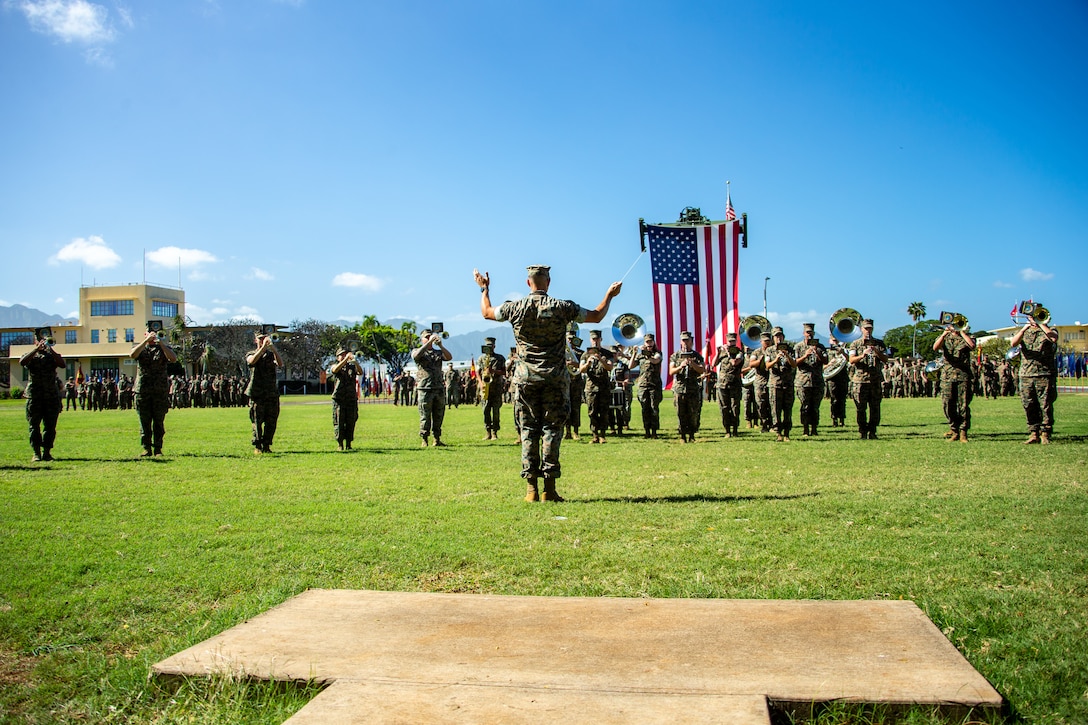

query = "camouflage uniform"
[[246, 348, 281, 452], [714, 345, 744, 435], [670, 349, 704, 440], [794, 336, 826, 436], [937, 333, 973, 436], [413, 345, 447, 443], [494, 290, 587, 481], [1018, 327, 1057, 438], [767, 343, 796, 440], [750, 342, 772, 433], [331, 359, 360, 448], [848, 337, 885, 439], [580, 345, 614, 440], [478, 346, 506, 437], [134, 343, 172, 454], [632, 342, 663, 437], [21, 345, 65, 460], [825, 358, 849, 426]]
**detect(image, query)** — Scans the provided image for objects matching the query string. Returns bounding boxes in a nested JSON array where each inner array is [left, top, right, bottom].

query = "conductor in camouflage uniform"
[[130, 323, 178, 456], [714, 333, 745, 437], [246, 330, 283, 454], [794, 323, 827, 436], [20, 329, 65, 462], [631, 332, 663, 438], [478, 337, 506, 440], [475, 265, 621, 502], [933, 324, 976, 442], [847, 319, 889, 439], [1010, 314, 1059, 444], [669, 331, 705, 443]]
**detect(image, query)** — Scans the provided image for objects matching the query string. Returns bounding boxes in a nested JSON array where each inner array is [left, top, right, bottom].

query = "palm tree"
[[907, 301, 927, 357]]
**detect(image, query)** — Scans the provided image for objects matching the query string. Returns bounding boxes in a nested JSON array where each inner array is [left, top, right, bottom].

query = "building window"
[[125, 328, 135, 343], [152, 301, 178, 318], [90, 300, 135, 316], [65, 330, 77, 344], [91, 330, 100, 344], [1, 331, 34, 348], [107, 329, 117, 343]]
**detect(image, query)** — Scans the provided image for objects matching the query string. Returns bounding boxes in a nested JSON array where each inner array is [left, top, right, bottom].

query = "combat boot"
[[525, 478, 539, 502], [1040, 431, 1051, 445], [1024, 432, 1040, 445], [541, 478, 564, 502], [958, 430, 968, 443], [32, 446, 42, 462], [944, 429, 957, 440]]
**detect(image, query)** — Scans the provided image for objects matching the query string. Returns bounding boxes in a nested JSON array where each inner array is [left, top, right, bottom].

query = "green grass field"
[[1, 393, 1086, 724]]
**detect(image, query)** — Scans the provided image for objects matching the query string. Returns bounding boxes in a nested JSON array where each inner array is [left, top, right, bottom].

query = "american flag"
[[725, 188, 736, 221], [648, 221, 742, 388]]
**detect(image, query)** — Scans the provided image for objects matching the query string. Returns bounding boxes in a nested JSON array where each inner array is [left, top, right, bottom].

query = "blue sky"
[[2, 0, 1085, 340]]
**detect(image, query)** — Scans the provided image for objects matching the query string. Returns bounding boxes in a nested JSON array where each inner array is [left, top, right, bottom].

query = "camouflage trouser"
[[796, 384, 822, 431], [516, 378, 569, 480], [851, 382, 882, 435], [743, 385, 758, 424], [567, 381, 583, 432], [26, 395, 62, 453], [941, 379, 971, 433], [1020, 376, 1055, 434], [250, 395, 280, 450], [754, 378, 771, 431], [716, 385, 741, 431], [585, 386, 609, 435], [637, 385, 662, 432], [417, 387, 446, 439], [135, 392, 170, 452], [483, 389, 503, 432], [770, 385, 794, 436], [674, 390, 700, 436], [333, 399, 358, 443], [826, 377, 848, 421]]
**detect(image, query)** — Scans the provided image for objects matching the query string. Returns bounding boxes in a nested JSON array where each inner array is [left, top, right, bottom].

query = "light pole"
[[763, 277, 770, 317]]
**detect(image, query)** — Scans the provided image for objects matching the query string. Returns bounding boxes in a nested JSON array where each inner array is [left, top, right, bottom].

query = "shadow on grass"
[[582, 491, 821, 504]]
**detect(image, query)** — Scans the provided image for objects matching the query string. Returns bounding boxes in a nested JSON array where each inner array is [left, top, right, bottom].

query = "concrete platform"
[[153, 589, 1002, 724]]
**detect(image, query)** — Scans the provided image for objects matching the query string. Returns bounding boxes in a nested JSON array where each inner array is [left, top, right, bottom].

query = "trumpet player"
[[744, 332, 773, 433], [20, 328, 65, 462], [1009, 312, 1058, 444], [715, 333, 745, 437], [632, 333, 663, 438], [130, 322, 178, 457], [330, 345, 363, 450], [479, 337, 506, 440], [246, 329, 283, 454], [412, 328, 453, 447], [847, 319, 888, 440], [767, 327, 798, 442], [933, 322, 976, 442], [669, 331, 705, 442], [794, 323, 827, 437], [578, 329, 615, 444]]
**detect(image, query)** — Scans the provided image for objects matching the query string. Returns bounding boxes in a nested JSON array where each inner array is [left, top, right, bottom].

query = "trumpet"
[[1011, 300, 1050, 326]]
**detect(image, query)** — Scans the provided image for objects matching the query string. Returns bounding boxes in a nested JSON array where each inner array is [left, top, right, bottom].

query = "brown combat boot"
[[1024, 432, 1040, 445], [541, 478, 564, 502], [1040, 432, 1051, 445], [525, 478, 539, 502], [944, 429, 957, 440], [958, 430, 968, 443]]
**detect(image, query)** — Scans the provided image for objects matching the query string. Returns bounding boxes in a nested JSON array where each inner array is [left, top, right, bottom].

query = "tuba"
[[1012, 300, 1050, 326], [938, 311, 969, 331], [824, 348, 848, 378], [829, 308, 864, 345], [739, 315, 770, 349], [611, 313, 645, 348]]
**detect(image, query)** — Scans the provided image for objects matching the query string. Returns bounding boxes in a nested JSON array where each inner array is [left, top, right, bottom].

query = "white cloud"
[[993, 280, 1014, 289], [147, 246, 219, 268], [247, 267, 274, 281], [764, 309, 826, 340], [49, 235, 121, 269], [1020, 267, 1054, 282], [332, 272, 384, 292], [16, 0, 116, 43], [184, 302, 263, 325]]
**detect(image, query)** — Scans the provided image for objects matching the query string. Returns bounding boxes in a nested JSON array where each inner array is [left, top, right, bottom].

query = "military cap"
[[861, 319, 875, 329], [644, 332, 655, 340], [802, 323, 815, 333], [589, 329, 602, 338], [484, 336, 496, 345], [526, 265, 551, 276], [772, 326, 785, 336], [725, 332, 738, 342], [680, 330, 693, 340], [760, 332, 773, 342]]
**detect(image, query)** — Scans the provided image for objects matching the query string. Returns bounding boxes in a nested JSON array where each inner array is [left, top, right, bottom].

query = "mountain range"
[[0, 304, 73, 328]]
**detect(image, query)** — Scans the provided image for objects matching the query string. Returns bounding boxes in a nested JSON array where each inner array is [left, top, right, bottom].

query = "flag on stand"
[[647, 221, 742, 389], [470, 357, 477, 379], [725, 188, 736, 221], [76, 364, 84, 385]]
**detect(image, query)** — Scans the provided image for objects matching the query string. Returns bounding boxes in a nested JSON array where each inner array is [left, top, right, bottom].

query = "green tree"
[[885, 320, 940, 361], [351, 317, 418, 373], [907, 301, 926, 357]]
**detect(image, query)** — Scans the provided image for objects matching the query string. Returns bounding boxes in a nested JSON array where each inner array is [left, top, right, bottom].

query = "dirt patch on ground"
[[0, 645, 39, 687]]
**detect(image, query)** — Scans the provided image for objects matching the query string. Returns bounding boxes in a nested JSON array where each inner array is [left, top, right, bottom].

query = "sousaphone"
[[611, 312, 646, 347], [739, 315, 771, 349], [829, 308, 864, 345]]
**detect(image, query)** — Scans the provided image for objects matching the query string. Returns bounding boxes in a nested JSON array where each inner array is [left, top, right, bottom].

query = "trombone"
[[1011, 300, 1050, 326], [937, 311, 969, 331]]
